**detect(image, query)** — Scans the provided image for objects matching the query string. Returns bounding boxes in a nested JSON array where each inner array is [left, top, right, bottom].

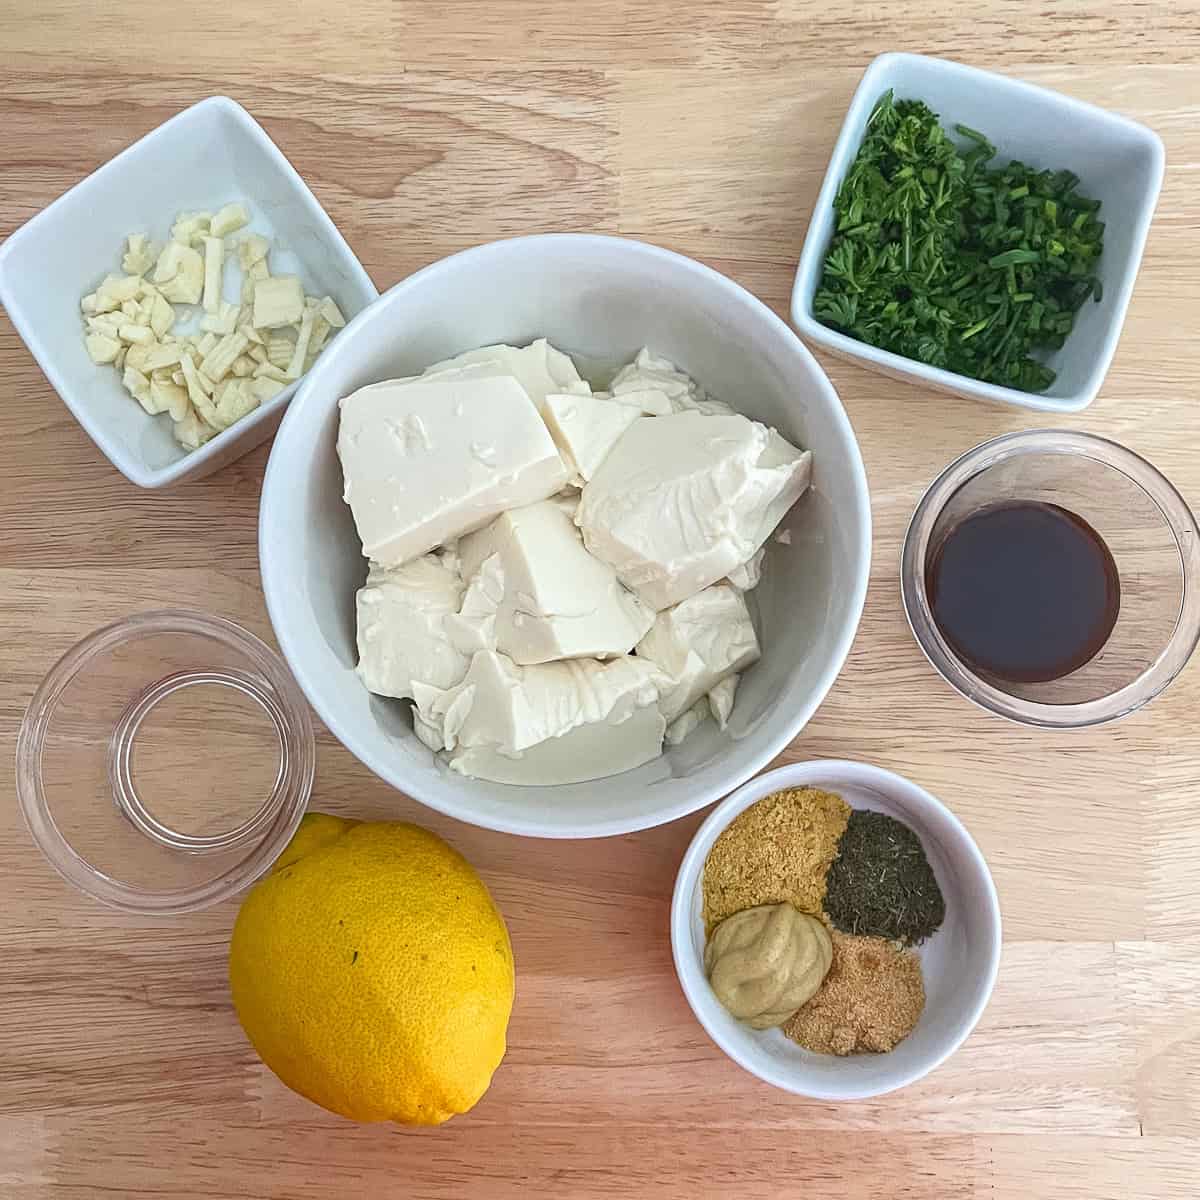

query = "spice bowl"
[[903, 430, 1200, 727], [670, 760, 1000, 1100], [791, 52, 1164, 413]]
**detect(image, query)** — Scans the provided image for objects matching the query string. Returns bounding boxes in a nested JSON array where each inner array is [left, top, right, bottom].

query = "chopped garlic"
[[149, 294, 175, 338], [124, 343, 153, 373], [201, 301, 241, 336], [286, 306, 316, 380], [179, 351, 211, 410], [150, 379, 191, 422], [318, 296, 346, 328], [173, 407, 217, 449], [253, 360, 289, 383], [86, 313, 123, 339], [266, 333, 294, 369], [200, 331, 250, 382], [210, 203, 249, 238], [122, 234, 156, 276], [143, 342, 183, 371], [238, 233, 270, 270], [253, 276, 304, 329], [212, 378, 260, 429], [171, 211, 211, 245], [85, 333, 122, 364], [118, 323, 154, 345], [201, 236, 224, 313], [82, 201, 341, 451], [154, 243, 204, 304], [252, 375, 287, 403], [122, 365, 151, 406], [96, 274, 142, 310]]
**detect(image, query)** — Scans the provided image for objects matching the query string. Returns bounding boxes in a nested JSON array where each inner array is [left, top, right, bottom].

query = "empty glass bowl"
[[16, 610, 314, 913], [902, 430, 1200, 727]]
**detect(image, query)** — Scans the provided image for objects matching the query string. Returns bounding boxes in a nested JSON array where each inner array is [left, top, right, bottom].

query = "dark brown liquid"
[[926, 500, 1120, 684]]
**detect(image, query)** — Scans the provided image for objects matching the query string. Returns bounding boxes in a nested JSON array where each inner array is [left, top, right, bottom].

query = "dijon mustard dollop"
[[703, 902, 833, 1029]]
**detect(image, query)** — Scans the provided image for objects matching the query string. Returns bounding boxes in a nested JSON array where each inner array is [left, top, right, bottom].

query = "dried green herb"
[[812, 90, 1105, 393], [823, 810, 945, 944]]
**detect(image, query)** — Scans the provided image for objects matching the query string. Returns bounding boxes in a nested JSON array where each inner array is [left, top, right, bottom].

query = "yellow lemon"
[[229, 814, 514, 1125]]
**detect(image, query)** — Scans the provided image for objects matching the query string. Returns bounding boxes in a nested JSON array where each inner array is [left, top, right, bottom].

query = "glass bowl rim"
[[15, 608, 315, 914], [900, 429, 1200, 729]]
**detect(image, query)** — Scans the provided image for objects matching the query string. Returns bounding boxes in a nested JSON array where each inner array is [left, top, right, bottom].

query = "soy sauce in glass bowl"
[[926, 499, 1121, 685], [902, 430, 1200, 728]]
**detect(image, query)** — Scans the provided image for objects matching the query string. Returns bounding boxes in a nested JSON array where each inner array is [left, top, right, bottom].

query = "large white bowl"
[[259, 235, 871, 838], [672, 761, 1001, 1099]]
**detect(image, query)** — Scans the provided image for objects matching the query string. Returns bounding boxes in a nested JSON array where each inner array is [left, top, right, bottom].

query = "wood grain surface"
[[3, 4, 1200, 1197]]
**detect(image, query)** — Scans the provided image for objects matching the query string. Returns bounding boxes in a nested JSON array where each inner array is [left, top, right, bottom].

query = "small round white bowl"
[[260, 235, 871, 838], [671, 760, 1001, 1099]]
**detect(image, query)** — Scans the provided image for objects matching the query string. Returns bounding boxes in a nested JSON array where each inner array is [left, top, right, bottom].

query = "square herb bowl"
[[0, 96, 378, 487], [791, 53, 1165, 414]]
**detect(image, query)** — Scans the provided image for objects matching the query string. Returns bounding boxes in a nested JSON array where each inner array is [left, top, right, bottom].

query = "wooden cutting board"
[[1, 3, 1198, 1196]]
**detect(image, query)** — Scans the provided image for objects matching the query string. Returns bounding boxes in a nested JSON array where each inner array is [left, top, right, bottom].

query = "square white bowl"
[[791, 53, 1165, 414], [0, 96, 378, 487]]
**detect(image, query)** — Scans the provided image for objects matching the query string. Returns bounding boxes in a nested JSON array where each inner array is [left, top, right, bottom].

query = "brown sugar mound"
[[702, 787, 851, 934], [783, 930, 925, 1055]]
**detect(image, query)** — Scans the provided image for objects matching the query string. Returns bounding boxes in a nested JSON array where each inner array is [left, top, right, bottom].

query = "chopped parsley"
[[813, 90, 1105, 393]]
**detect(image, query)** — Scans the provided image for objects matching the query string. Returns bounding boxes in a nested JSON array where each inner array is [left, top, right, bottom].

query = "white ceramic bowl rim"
[[260, 233, 872, 838], [670, 760, 1002, 1099]]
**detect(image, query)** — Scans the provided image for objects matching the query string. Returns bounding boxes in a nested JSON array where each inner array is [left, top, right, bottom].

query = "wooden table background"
[[3, 4, 1199, 1197]]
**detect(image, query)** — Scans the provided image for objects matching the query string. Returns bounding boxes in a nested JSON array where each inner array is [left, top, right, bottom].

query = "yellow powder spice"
[[702, 787, 851, 934]]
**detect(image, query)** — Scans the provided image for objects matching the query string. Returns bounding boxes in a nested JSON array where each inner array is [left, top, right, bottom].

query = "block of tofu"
[[726, 547, 766, 591], [578, 411, 812, 610], [448, 705, 666, 785], [635, 584, 760, 721], [457, 499, 653, 665], [707, 673, 739, 729], [665, 696, 710, 746], [604, 386, 673, 416], [355, 555, 468, 700], [423, 338, 587, 418], [609, 347, 735, 415], [337, 374, 569, 565], [543, 393, 641, 483], [411, 649, 665, 784]]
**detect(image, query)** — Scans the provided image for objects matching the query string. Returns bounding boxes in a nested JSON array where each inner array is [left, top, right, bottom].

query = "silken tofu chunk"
[[543, 392, 641, 484], [355, 555, 467, 701], [447, 705, 666, 786], [337, 374, 568, 565], [577, 411, 812, 610], [411, 649, 666, 785], [458, 499, 653, 665], [422, 338, 587, 419], [635, 583, 760, 721]]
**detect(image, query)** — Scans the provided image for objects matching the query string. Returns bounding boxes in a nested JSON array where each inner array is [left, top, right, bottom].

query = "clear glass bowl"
[[16, 610, 314, 913], [902, 430, 1200, 727]]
